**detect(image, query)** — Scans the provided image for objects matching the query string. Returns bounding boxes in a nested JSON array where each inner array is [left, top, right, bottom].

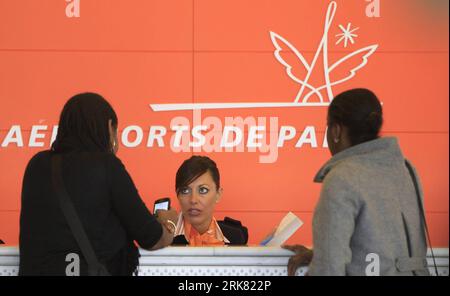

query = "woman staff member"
[[171, 156, 248, 246], [285, 88, 430, 276], [19, 93, 177, 276]]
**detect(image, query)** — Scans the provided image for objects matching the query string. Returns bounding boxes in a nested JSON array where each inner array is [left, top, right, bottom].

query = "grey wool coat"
[[309, 137, 430, 276]]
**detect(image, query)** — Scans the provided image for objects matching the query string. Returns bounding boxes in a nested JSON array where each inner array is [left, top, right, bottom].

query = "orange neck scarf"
[[183, 217, 226, 247]]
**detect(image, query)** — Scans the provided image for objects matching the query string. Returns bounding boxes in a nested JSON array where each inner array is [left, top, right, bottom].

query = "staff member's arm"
[[107, 155, 176, 250]]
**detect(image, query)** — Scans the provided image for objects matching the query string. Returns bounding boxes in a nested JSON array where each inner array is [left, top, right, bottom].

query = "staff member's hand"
[[155, 208, 178, 234], [282, 245, 313, 276]]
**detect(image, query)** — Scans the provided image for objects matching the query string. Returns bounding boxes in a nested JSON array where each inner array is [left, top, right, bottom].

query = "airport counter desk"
[[0, 246, 448, 276]]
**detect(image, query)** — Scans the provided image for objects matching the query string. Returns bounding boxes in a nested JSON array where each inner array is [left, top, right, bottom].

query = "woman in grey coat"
[[285, 88, 430, 276]]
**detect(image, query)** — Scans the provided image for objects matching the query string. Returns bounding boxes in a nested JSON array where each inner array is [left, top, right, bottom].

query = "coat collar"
[[314, 137, 403, 183]]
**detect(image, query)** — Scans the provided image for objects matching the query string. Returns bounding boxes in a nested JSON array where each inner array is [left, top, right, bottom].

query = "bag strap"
[[404, 160, 438, 276], [51, 154, 109, 275]]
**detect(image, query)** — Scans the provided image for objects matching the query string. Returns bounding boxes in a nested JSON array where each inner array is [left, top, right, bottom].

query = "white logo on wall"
[[1, 1, 379, 163], [65, 0, 80, 18], [366, 0, 381, 18], [150, 1, 378, 112]]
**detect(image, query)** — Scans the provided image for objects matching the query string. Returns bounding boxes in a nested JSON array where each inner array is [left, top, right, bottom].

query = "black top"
[[19, 148, 162, 276], [172, 217, 249, 246]]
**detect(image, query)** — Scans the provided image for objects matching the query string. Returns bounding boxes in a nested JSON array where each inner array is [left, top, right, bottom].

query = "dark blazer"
[[19, 147, 162, 276], [172, 217, 248, 246]]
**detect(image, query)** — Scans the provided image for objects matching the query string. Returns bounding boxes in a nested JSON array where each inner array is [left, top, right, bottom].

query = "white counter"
[[0, 246, 448, 276]]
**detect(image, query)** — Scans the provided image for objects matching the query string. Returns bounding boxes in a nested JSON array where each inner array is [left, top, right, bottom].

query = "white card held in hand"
[[261, 212, 303, 246]]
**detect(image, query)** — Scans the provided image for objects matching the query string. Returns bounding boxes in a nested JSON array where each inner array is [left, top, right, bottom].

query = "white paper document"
[[260, 212, 303, 246]]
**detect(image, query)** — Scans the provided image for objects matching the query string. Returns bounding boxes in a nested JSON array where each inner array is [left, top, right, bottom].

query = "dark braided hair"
[[328, 88, 383, 146]]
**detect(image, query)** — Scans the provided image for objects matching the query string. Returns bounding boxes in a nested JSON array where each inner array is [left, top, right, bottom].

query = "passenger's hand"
[[155, 208, 178, 233], [282, 245, 313, 276], [150, 208, 178, 250]]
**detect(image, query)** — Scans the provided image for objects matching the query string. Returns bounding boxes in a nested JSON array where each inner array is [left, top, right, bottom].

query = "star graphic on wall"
[[335, 23, 359, 48]]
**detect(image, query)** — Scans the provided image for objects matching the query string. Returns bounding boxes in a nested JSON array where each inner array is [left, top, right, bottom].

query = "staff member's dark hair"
[[52, 92, 118, 153], [328, 88, 383, 146], [176, 156, 220, 195]]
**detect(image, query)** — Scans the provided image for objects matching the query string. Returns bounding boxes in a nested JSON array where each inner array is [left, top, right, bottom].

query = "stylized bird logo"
[[151, 1, 378, 112], [270, 1, 378, 104]]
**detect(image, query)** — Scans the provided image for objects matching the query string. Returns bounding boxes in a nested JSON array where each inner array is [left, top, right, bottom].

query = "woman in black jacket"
[[171, 156, 248, 246], [19, 93, 177, 276]]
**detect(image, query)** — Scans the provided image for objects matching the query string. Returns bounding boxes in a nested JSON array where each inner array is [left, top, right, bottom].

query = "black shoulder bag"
[[51, 154, 110, 276], [405, 160, 439, 276]]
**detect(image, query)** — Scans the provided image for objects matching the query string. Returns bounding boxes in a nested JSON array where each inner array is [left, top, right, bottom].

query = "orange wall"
[[0, 0, 448, 247]]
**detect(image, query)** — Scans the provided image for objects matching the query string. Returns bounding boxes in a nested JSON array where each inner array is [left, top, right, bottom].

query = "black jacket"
[[19, 148, 162, 276], [172, 217, 248, 245]]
